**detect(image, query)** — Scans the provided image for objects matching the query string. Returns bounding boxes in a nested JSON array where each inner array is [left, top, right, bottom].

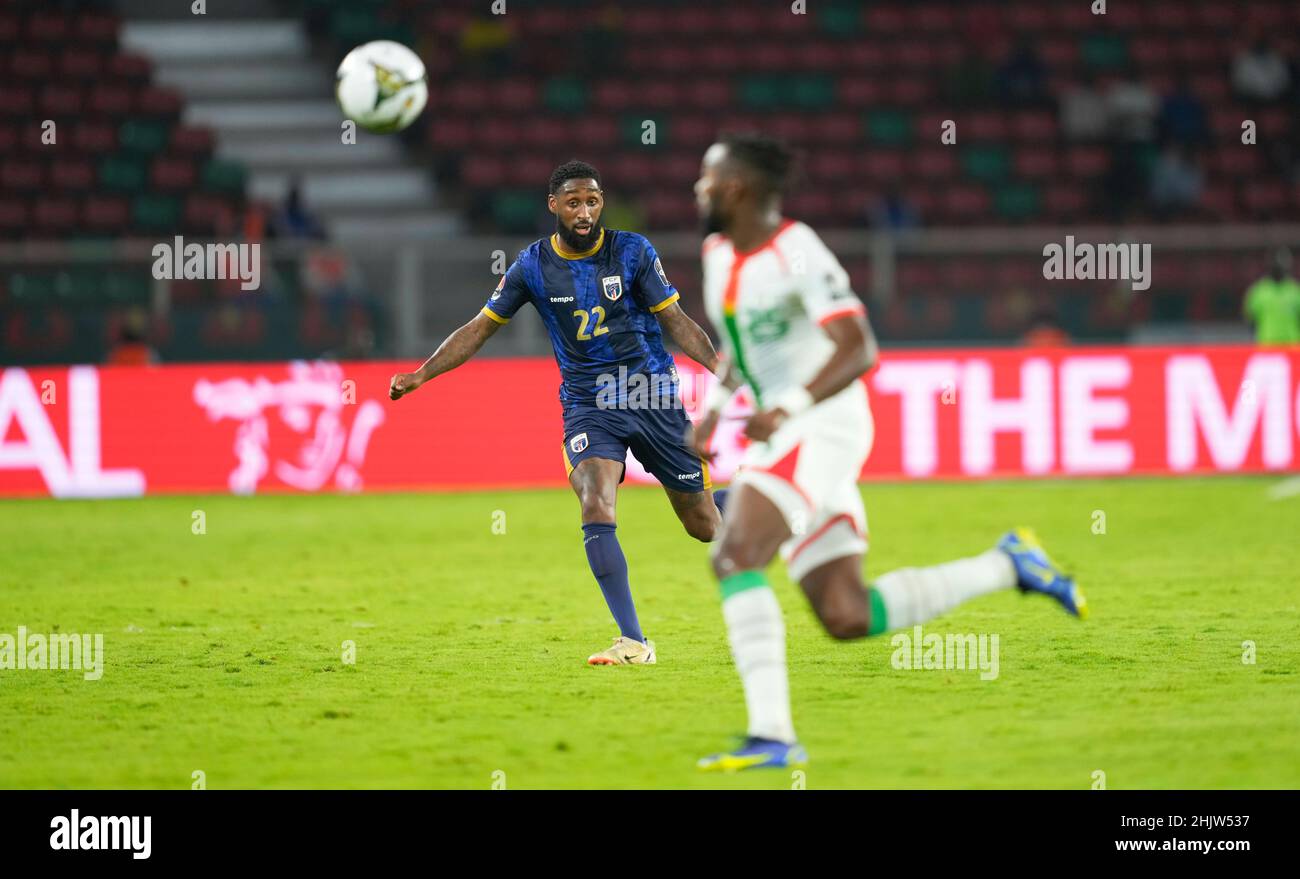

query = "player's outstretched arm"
[[389, 310, 502, 400], [690, 356, 741, 462], [654, 301, 720, 374]]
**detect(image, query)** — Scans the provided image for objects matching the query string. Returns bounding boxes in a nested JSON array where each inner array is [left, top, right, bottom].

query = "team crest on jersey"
[[601, 276, 623, 301], [569, 432, 589, 454]]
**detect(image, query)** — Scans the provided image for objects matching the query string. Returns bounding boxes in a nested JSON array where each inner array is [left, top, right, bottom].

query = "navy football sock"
[[582, 522, 644, 644], [713, 487, 730, 516]]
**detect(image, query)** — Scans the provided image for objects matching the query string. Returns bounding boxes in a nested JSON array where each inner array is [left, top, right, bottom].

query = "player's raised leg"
[[663, 487, 721, 542], [797, 527, 1087, 642], [697, 483, 808, 772], [628, 401, 724, 542], [568, 456, 656, 666]]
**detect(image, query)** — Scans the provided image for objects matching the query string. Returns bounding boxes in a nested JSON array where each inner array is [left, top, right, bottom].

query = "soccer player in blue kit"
[[389, 161, 726, 666]]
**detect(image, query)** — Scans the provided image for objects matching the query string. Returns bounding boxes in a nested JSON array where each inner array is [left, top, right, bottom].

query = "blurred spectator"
[[1149, 144, 1204, 217], [1232, 37, 1290, 102], [941, 47, 995, 107], [995, 39, 1050, 106], [1106, 67, 1159, 142], [1023, 307, 1070, 347], [106, 311, 157, 366], [1243, 249, 1300, 345], [869, 183, 920, 232], [1060, 71, 1109, 141], [272, 178, 326, 241], [1157, 72, 1210, 147]]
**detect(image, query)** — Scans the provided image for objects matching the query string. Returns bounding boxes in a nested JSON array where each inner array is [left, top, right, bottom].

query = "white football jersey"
[[702, 219, 866, 406]]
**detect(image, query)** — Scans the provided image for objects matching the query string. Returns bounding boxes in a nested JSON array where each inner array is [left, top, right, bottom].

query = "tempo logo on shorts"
[[50, 810, 151, 859]]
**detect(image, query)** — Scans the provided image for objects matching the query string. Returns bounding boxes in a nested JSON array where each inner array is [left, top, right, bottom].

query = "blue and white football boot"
[[997, 527, 1088, 619]]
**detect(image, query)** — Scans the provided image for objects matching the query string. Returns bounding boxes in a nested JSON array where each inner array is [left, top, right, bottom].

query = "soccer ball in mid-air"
[[335, 40, 428, 134]]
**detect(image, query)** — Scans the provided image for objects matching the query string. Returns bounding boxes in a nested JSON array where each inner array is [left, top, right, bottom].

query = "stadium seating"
[[305, 0, 1299, 340], [0, 2, 244, 244]]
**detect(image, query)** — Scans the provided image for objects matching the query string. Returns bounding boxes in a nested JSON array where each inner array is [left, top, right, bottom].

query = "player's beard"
[[556, 217, 603, 253], [700, 204, 727, 237]]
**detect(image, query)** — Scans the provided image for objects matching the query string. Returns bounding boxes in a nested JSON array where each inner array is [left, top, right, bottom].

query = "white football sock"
[[722, 586, 797, 744], [872, 549, 1016, 629]]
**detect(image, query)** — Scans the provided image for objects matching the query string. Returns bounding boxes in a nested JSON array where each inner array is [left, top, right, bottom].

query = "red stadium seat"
[[842, 42, 888, 70], [428, 116, 472, 150], [492, 78, 538, 112], [183, 193, 236, 235], [170, 126, 215, 155], [58, 48, 103, 80], [813, 113, 861, 145], [1210, 147, 1263, 177], [865, 6, 908, 34], [683, 79, 732, 111], [861, 151, 906, 181], [1011, 111, 1056, 142], [73, 12, 119, 45], [87, 83, 133, 115], [10, 49, 54, 80], [49, 157, 96, 191], [71, 120, 117, 153], [0, 84, 35, 116], [966, 112, 1010, 141], [39, 84, 83, 116], [27, 12, 70, 43], [461, 154, 506, 188], [0, 158, 43, 191], [151, 155, 198, 191], [941, 185, 991, 221], [1241, 182, 1287, 216], [33, 197, 79, 234], [809, 151, 856, 183], [838, 77, 885, 108], [1064, 146, 1108, 178], [106, 52, 151, 84], [910, 148, 959, 180], [1200, 184, 1238, 219], [1014, 147, 1060, 179], [136, 86, 181, 117], [719, 6, 764, 34], [1043, 184, 1088, 219], [82, 195, 131, 233]]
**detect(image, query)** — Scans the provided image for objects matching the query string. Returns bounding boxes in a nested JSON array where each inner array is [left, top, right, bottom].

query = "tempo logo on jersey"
[[569, 433, 589, 454], [601, 276, 623, 302], [49, 810, 151, 859]]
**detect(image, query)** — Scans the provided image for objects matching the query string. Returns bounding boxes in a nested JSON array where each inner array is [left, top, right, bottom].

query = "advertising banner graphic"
[[1, 346, 1297, 498]]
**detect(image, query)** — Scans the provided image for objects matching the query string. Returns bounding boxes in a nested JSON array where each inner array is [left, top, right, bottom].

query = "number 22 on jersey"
[[573, 307, 610, 341]]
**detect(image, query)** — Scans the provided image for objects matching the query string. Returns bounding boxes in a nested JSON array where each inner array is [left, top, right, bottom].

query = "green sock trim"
[[867, 587, 888, 636], [719, 570, 769, 600]]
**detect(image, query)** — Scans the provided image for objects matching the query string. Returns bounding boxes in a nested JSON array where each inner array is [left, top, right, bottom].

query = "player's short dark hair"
[[549, 160, 602, 194], [719, 132, 796, 195]]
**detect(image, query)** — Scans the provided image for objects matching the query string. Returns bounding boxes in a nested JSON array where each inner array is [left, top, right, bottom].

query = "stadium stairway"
[[115, 0, 461, 244]]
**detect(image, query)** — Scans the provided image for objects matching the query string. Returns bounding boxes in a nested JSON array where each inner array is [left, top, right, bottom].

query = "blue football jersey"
[[481, 229, 681, 405]]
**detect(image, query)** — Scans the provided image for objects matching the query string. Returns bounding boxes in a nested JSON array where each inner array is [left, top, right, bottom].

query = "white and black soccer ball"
[[335, 40, 428, 134]]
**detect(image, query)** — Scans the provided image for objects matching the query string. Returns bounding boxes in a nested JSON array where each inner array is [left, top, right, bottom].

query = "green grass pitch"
[[2, 476, 1297, 789]]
